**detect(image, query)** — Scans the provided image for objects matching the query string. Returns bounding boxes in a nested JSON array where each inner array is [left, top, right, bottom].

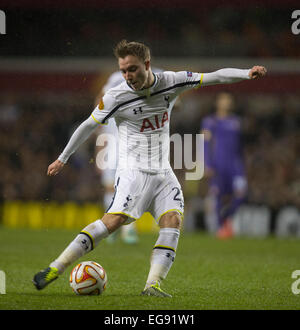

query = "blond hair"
[[113, 40, 151, 62]]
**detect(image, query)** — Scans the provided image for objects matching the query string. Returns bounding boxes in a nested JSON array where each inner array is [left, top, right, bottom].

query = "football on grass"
[[69, 261, 107, 295]]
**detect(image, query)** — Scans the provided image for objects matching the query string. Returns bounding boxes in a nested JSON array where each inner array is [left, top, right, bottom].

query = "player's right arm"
[[47, 116, 98, 176], [47, 93, 117, 176]]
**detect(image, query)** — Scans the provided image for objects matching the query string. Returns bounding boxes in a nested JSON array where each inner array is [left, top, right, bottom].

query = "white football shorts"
[[105, 168, 184, 224]]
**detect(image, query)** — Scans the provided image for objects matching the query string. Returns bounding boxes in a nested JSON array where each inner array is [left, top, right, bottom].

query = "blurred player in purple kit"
[[202, 92, 247, 239]]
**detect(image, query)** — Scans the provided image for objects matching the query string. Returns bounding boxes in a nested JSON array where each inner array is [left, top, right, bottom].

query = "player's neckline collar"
[[147, 72, 157, 89]]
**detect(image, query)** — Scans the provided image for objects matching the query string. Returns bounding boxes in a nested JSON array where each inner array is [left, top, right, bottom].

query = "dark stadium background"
[[0, 0, 299, 236]]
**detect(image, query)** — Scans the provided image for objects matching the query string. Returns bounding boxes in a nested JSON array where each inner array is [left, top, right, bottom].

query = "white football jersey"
[[99, 68, 164, 171], [92, 71, 203, 173]]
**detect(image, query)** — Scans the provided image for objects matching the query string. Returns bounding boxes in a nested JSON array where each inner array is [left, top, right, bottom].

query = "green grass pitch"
[[1, 225, 300, 310]]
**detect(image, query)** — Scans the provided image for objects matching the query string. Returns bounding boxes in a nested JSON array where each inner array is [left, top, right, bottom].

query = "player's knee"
[[101, 213, 128, 233], [159, 211, 182, 229]]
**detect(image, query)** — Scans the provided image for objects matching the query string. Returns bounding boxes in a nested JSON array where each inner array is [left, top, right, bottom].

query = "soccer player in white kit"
[[33, 40, 267, 297], [95, 67, 163, 244]]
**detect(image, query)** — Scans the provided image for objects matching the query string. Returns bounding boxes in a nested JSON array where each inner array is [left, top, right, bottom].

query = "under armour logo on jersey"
[[164, 95, 170, 108], [133, 107, 143, 115]]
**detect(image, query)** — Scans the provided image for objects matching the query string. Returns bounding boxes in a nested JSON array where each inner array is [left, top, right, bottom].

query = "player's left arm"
[[200, 66, 267, 86]]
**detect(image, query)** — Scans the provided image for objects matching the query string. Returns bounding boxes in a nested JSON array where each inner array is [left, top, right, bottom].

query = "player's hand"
[[47, 159, 65, 176], [249, 66, 267, 79]]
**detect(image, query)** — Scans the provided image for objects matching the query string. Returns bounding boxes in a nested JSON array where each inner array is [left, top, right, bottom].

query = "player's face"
[[119, 55, 150, 91], [216, 93, 234, 114]]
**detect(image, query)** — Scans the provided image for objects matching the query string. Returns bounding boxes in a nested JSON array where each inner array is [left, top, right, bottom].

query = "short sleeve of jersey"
[[90, 92, 118, 125]]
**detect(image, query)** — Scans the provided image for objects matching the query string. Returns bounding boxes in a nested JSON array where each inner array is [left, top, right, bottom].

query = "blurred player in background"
[[95, 67, 163, 244], [201, 92, 247, 239], [33, 40, 266, 297]]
